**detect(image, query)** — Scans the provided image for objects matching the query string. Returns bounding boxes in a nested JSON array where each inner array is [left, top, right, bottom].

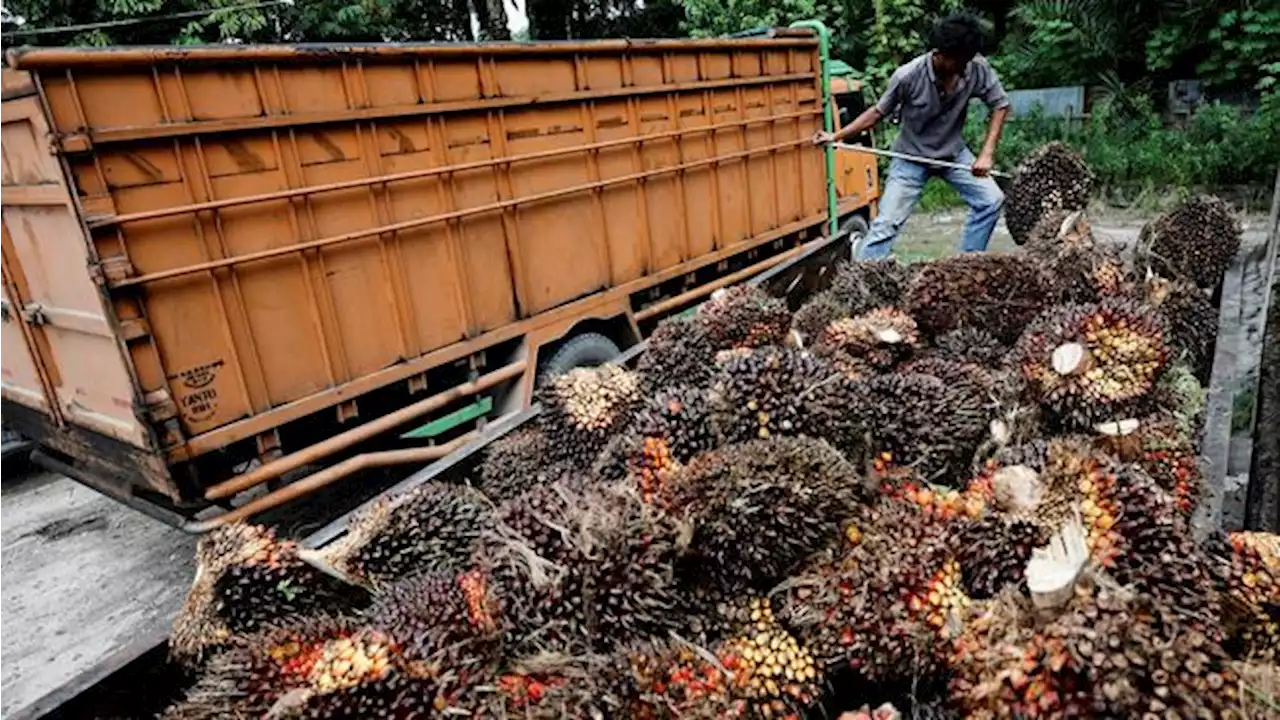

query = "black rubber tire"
[[539, 332, 621, 381], [839, 213, 870, 259]]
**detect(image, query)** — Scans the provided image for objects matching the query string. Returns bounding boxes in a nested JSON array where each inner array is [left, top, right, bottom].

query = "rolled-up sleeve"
[[875, 69, 905, 116], [977, 62, 1011, 110]]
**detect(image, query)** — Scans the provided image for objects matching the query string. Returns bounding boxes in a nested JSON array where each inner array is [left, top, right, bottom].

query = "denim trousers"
[[856, 146, 1005, 259]]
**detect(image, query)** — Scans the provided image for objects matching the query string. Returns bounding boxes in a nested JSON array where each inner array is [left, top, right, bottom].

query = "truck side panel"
[[0, 75, 152, 451], [8, 38, 824, 474]]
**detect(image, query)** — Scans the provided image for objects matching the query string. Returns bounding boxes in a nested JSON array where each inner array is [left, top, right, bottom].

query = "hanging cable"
[[1, 0, 294, 40]]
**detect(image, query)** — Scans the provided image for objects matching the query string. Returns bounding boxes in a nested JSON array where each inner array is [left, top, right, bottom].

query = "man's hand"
[[812, 130, 837, 146], [971, 151, 995, 177]]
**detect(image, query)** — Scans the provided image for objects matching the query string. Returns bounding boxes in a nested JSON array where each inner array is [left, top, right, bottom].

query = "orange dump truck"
[[1, 27, 878, 528]]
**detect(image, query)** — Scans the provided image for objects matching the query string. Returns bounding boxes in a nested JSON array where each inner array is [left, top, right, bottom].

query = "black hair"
[[930, 12, 984, 59]]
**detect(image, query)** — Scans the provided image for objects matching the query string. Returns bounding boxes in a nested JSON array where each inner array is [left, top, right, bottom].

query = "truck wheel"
[[839, 214, 869, 259], [539, 332, 621, 382]]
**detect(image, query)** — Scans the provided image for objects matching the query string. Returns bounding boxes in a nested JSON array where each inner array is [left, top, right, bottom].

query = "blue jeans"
[[857, 146, 1005, 259]]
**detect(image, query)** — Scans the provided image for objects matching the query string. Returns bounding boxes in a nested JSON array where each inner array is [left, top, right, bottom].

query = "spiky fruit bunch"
[[698, 285, 793, 351], [476, 427, 571, 502], [325, 482, 489, 586], [363, 570, 501, 668], [637, 315, 719, 392], [475, 483, 688, 652], [1144, 275, 1218, 380], [791, 289, 851, 348], [483, 652, 621, 719], [1208, 532, 1280, 659], [171, 524, 363, 667], [593, 386, 722, 502], [827, 258, 915, 314], [778, 497, 955, 684], [928, 326, 1007, 368], [620, 639, 744, 718], [953, 516, 1045, 599], [1014, 297, 1169, 428], [1004, 141, 1094, 245], [1093, 416, 1202, 516], [817, 307, 919, 369], [665, 437, 863, 591], [708, 347, 868, 457], [1025, 210, 1130, 305], [1136, 194, 1241, 288], [162, 617, 436, 720], [905, 253, 1052, 344], [853, 371, 990, 485], [536, 364, 642, 467], [718, 626, 823, 715]]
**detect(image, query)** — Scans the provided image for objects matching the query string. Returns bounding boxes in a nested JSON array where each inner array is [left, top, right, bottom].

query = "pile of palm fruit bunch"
[[166, 156, 1279, 718]]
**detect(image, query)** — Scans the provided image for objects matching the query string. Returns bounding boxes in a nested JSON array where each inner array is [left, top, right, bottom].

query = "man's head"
[[930, 12, 985, 77]]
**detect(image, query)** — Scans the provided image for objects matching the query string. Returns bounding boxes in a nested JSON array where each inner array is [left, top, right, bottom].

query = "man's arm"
[[971, 105, 1008, 177], [971, 59, 1011, 176]]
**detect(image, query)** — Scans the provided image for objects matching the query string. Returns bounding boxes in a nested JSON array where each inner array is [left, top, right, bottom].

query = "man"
[[816, 12, 1010, 258]]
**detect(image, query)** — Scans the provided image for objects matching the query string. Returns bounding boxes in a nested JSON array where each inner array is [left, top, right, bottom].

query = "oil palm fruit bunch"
[[163, 616, 432, 720], [476, 427, 571, 502], [1093, 416, 1202, 517], [791, 289, 851, 348], [171, 524, 364, 668], [593, 386, 721, 502], [1136, 194, 1241, 289], [927, 326, 1007, 368], [853, 370, 990, 485], [708, 346, 867, 457], [363, 570, 501, 671], [1013, 297, 1169, 429], [947, 590, 1092, 718], [827, 258, 914, 314], [535, 364, 642, 467], [1004, 141, 1093, 245], [698, 285, 793, 351], [324, 481, 489, 586], [620, 638, 745, 718], [1026, 210, 1130, 305], [904, 253, 1052, 344], [475, 482, 687, 652], [485, 651, 619, 718], [969, 440, 1084, 533], [1144, 274, 1218, 380], [953, 516, 1045, 599], [637, 314, 719, 392], [816, 307, 919, 369], [778, 498, 954, 685], [665, 437, 862, 591], [1207, 531, 1280, 659], [717, 625, 823, 717]]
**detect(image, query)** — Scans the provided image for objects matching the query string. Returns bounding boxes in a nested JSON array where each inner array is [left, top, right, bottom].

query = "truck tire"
[[539, 332, 621, 381], [839, 214, 870, 259]]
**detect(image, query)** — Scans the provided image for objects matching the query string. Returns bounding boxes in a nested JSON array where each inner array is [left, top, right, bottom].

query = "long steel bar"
[[833, 142, 1011, 179]]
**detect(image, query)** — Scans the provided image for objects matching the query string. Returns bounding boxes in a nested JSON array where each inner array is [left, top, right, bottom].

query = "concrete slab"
[[1, 472, 196, 720]]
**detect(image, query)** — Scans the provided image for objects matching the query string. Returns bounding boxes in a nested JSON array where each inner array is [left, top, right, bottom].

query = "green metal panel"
[[400, 396, 493, 439]]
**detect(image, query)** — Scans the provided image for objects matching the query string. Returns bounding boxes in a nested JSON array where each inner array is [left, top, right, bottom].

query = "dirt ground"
[[0, 471, 196, 719]]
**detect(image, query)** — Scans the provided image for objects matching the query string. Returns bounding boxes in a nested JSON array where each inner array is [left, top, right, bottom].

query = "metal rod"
[[833, 142, 1011, 179], [184, 434, 477, 533], [114, 138, 812, 288], [203, 360, 525, 500]]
